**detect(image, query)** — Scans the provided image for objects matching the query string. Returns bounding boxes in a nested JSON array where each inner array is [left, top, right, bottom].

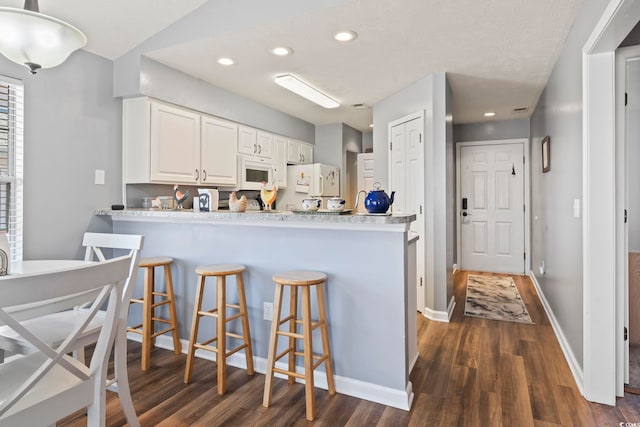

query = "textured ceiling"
[[0, 0, 583, 131]]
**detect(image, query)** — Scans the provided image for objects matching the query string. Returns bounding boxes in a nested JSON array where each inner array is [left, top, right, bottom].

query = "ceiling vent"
[[513, 107, 528, 113], [351, 103, 369, 110]]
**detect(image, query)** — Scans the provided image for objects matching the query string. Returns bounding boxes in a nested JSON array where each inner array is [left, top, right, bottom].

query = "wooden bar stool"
[[127, 256, 181, 371], [263, 271, 336, 421], [184, 264, 254, 395]]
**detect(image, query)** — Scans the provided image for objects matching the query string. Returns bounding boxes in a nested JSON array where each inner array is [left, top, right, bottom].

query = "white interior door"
[[357, 153, 375, 212], [389, 115, 424, 312], [459, 143, 525, 274]]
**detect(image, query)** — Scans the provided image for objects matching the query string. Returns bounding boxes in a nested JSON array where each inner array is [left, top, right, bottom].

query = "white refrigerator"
[[278, 163, 340, 210]]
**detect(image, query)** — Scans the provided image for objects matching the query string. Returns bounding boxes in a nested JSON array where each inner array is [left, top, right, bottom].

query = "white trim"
[[581, 0, 640, 405], [529, 272, 584, 394], [615, 45, 640, 396], [455, 138, 531, 275], [422, 296, 455, 323], [128, 333, 414, 411]]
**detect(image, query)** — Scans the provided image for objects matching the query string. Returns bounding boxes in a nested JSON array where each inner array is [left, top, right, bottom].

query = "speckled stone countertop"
[[96, 208, 415, 231]]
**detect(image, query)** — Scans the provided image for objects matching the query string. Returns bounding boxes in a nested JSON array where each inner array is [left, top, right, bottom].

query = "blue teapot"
[[355, 182, 396, 214]]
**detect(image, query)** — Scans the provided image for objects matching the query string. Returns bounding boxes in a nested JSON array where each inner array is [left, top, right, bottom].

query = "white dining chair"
[[0, 232, 144, 427], [0, 255, 131, 427]]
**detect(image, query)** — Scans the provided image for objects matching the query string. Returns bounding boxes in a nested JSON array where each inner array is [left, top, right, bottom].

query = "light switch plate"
[[263, 302, 273, 321], [95, 169, 105, 185], [573, 198, 580, 218]]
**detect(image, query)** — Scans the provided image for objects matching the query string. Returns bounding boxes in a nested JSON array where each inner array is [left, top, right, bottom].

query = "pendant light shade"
[[0, 1, 86, 74]]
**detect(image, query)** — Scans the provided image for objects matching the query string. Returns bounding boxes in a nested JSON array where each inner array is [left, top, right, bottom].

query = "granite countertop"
[[96, 208, 416, 228]]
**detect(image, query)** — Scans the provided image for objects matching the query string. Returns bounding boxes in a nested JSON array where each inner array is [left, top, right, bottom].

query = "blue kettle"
[[355, 182, 396, 214]]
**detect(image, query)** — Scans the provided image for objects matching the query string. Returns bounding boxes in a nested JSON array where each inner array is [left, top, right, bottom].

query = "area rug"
[[464, 274, 533, 324], [626, 344, 640, 393]]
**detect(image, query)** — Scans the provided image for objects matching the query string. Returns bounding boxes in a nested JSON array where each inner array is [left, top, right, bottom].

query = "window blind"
[[0, 78, 23, 261]]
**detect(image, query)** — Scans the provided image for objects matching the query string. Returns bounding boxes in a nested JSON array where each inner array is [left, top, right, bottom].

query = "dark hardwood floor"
[[60, 270, 640, 426]]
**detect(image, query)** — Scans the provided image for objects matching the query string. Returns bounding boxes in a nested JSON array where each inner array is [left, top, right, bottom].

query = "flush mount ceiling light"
[[484, 112, 496, 117], [334, 30, 357, 42], [271, 46, 293, 56], [274, 74, 339, 109], [217, 57, 234, 65], [0, 0, 86, 74]]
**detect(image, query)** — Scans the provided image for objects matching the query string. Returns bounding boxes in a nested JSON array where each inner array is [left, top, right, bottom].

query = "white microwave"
[[238, 155, 273, 190]]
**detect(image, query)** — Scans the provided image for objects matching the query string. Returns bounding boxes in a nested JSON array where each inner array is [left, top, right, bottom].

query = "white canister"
[[0, 231, 10, 275], [193, 197, 200, 212], [198, 189, 219, 212]]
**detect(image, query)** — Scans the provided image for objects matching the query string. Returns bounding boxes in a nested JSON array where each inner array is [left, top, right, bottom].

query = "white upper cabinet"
[[273, 135, 288, 188], [123, 97, 238, 186], [286, 139, 314, 164], [238, 126, 272, 159], [200, 115, 237, 186], [150, 102, 200, 183]]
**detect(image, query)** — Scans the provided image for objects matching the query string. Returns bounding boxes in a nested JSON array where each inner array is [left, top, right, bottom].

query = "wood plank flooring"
[[60, 270, 640, 426]]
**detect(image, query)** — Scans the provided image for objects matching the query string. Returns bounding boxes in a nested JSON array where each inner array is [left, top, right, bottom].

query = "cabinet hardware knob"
[[253, 144, 257, 154], [202, 170, 207, 181], [195, 169, 199, 181], [258, 144, 262, 154]]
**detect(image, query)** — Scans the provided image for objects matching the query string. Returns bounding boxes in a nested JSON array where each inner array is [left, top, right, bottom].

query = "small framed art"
[[542, 136, 550, 173]]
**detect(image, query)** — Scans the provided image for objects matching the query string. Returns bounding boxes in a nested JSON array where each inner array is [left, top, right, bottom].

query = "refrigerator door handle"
[[319, 175, 324, 195]]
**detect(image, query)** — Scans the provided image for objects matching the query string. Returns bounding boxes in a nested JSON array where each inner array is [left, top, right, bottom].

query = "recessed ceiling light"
[[484, 112, 496, 117], [274, 74, 340, 109], [271, 46, 293, 56], [334, 30, 357, 42], [217, 57, 234, 66]]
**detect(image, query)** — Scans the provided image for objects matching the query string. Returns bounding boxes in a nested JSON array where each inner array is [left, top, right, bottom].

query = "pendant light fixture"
[[0, 0, 87, 74]]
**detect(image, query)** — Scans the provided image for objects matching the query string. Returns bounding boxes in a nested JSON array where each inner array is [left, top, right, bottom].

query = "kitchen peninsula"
[[96, 208, 417, 410]]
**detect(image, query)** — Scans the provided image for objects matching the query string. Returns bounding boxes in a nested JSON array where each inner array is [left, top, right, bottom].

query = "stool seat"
[[272, 271, 327, 286], [139, 256, 173, 267], [196, 264, 246, 276]]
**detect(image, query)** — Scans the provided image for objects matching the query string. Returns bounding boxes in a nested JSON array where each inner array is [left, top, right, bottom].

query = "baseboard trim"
[[528, 272, 584, 394], [127, 332, 413, 411], [422, 296, 455, 323]]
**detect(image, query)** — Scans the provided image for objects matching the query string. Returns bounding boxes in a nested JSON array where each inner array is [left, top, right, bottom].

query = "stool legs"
[[184, 267, 253, 395], [301, 286, 315, 420], [141, 266, 153, 371], [184, 274, 206, 384], [216, 275, 227, 395], [263, 280, 334, 422], [164, 264, 182, 355], [263, 283, 284, 407], [236, 272, 255, 375]]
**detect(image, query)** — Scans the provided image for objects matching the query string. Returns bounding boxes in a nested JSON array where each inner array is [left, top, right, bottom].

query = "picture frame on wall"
[[542, 136, 550, 173]]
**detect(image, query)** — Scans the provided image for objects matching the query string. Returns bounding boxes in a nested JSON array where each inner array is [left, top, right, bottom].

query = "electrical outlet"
[[94, 169, 105, 185], [263, 302, 273, 321]]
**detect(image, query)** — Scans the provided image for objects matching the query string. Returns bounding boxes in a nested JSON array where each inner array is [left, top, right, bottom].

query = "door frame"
[[615, 44, 640, 392], [455, 138, 531, 275], [582, 0, 640, 405], [388, 110, 425, 314]]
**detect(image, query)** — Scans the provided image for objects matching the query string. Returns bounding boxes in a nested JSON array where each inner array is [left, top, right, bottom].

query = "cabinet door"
[[201, 116, 238, 186], [300, 142, 314, 164], [150, 102, 200, 183], [256, 131, 274, 159], [273, 135, 288, 188], [286, 140, 300, 164], [238, 126, 257, 155]]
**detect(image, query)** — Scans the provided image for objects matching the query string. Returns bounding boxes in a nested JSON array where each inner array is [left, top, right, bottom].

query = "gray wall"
[[373, 72, 452, 313], [362, 132, 373, 152], [529, 0, 610, 368], [140, 58, 315, 142], [0, 51, 121, 260], [453, 118, 531, 142], [342, 124, 363, 200], [445, 79, 455, 304], [314, 123, 342, 167]]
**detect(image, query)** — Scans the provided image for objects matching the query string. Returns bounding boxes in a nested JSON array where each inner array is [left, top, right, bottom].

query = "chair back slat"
[[0, 256, 131, 420]]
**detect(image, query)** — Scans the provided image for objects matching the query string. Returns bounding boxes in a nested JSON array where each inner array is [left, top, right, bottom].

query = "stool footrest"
[[276, 330, 303, 339], [278, 314, 295, 326], [225, 312, 243, 323], [274, 347, 294, 363], [313, 355, 329, 370], [151, 327, 176, 339], [273, 367, 305, 379], [293, 351, 326, 364], [226, 343, 248, 358], [127, 327, 142, 334], [199, 337, 218, 347], [151, 291, 169, 297], [194, 343, 218, 353], [152, 317, 171, 324], [151, 300, 171, 309], [294, 319, 323, 331], [130, 298, 143, 304]]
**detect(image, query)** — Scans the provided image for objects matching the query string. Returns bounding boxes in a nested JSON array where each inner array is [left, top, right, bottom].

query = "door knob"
[[462, 212, 470, 217]]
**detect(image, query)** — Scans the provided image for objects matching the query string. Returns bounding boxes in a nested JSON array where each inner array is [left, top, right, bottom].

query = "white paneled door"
[[460, 143, 525, 274]]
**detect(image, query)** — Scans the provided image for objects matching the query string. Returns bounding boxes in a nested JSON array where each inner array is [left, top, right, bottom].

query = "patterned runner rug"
[[464, 274, 533, 324]]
